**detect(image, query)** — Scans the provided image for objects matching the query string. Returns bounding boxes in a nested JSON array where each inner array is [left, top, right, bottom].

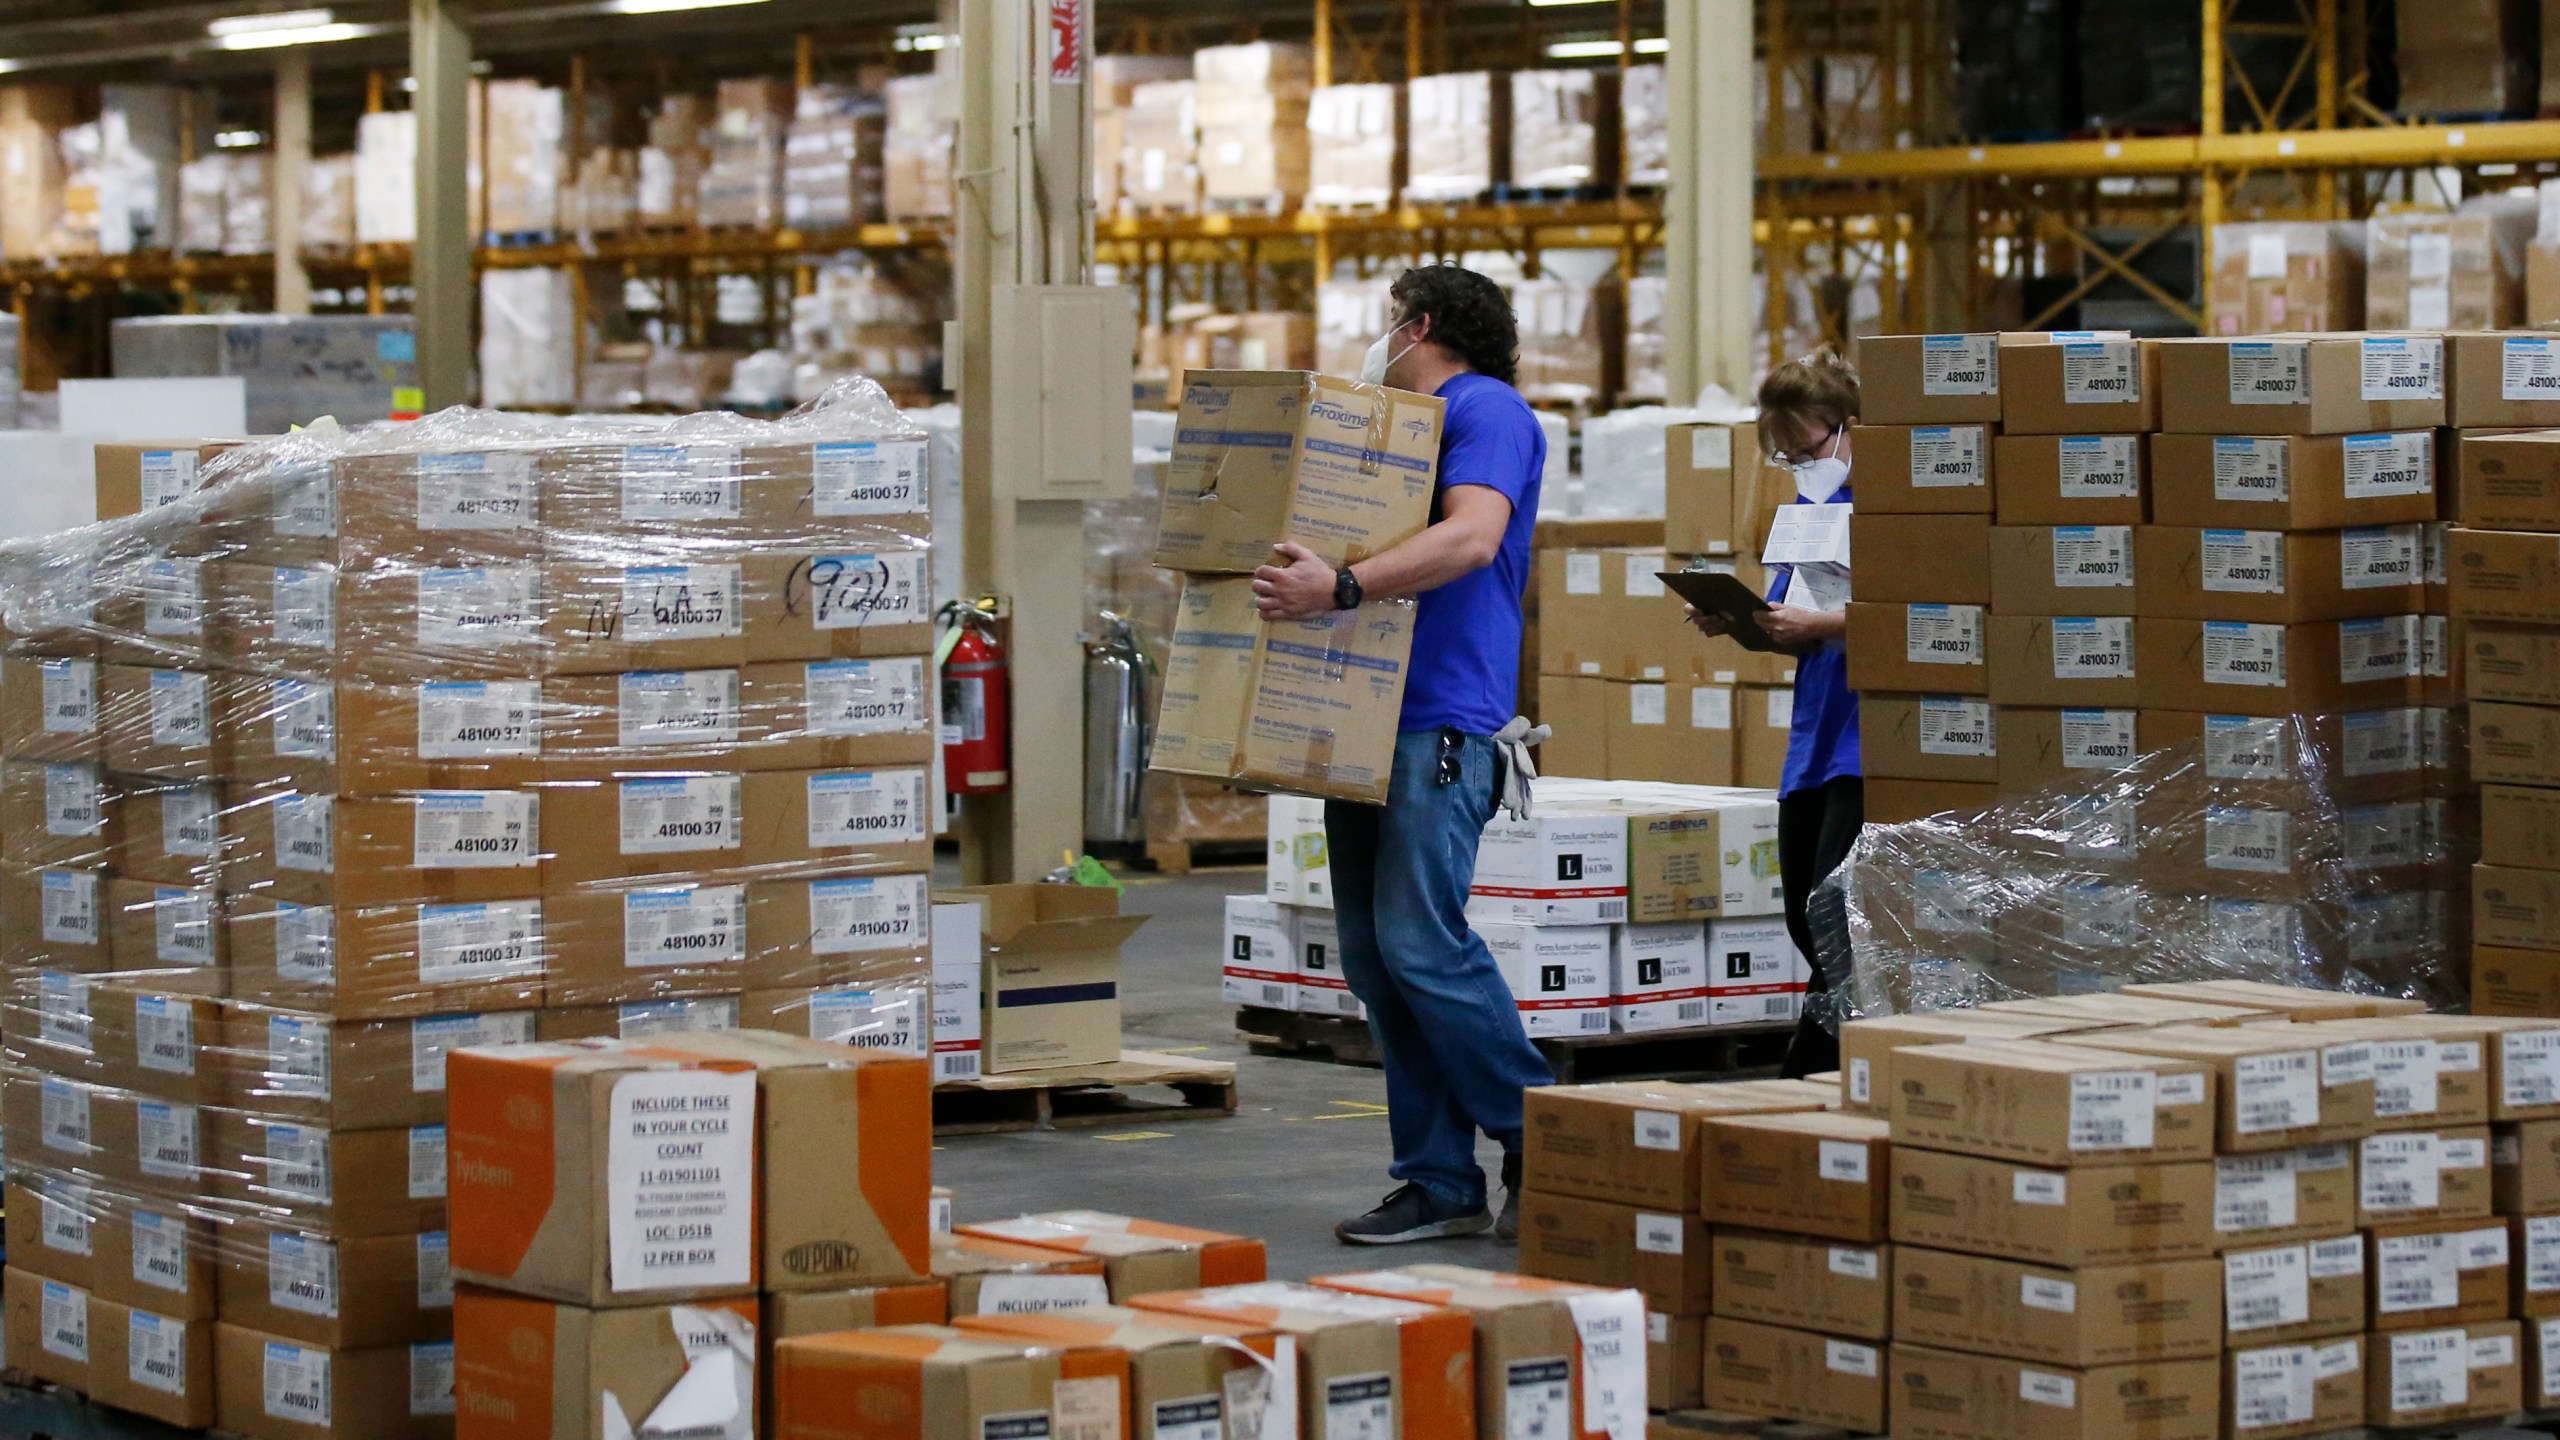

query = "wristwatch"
[[1332, 566, 1364, 610]]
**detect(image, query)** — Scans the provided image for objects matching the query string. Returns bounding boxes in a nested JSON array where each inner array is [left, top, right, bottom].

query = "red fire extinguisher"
[[938, 598, 1011, 794]]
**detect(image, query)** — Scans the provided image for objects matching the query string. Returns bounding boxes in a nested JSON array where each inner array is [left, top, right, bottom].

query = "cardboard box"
[[101, 877, 226, 987], [1862, 776, 1999, 825], [1835, 1011, 2119, 1112], [1701, 1110, 1891, 1242], [217, 1225, 451, 1349], [1608, 921, 1709, 1033], [1539, 547, 1782, 685], [955, 1304, 1281, 1436], [1885, 1342, 2220, 1440], [1890, 1246, 2223, 1364], [1220, 893, 1297, 1010], [2365, 1321, 2520, 1428], [1709, 1228, 1890, 1337], [1521, 1077, 1826, 1210], [541, 872, 930, 1008], [2206, 1145, 2362, 1252], [2472, 863, 2560, 951], [1888, 1039, 2215, 1167], [2224, 1334, 2367, 1440], [1703, 1317, 1888, 1431], [523, 657, 933, 783], [954, 1212, 1266, 1301], [537, 547, 934, 677], [2449, 526, 2560, 626], [2222, 1236, 2370, 1346], [1846, 602, 1988, 695], [1737, 685, 1791, 788], [1514, 1189, 1710, 1312], [94, 440, 244, 523], [1854, 513, 1992, 603], [2302, 1015, 2493, 1130], [1993, 434, 2148, 527], [2349, 1127, 2493, 1227], [1126, 1282, 1477, 1440], [2497, 1119, 2560, 1213], [2, 1269, 219, 1428], [2116, 979, 2422, 1020], [1151, 576, 1416, 803], [1701, 915, 1804, 1028], [208, 1114, 447, 1237], [1653, 1309, 1705, 1409], [2, 1073, 209, 1201], [2520, 1214, 2560, 1320], [1667, 422, 1790, 555], [2475, 701, 2560, 787], [1846, 423, 1996, 512], [1315, 1264, 1640, 1440], [2, 1183, 221, 1320], [212, 1322, 451, 1440], [1988, 525, 2139, 616], [1986, 614, 2141, 708], [1480, 921, 1613, 1037], [221, 1008, 534, 1129], [2134, 524, 2427, 623], [2367, 1219, 2514, 1329], [1468, 787, 1783, 926], [2063, 1024, 2377, 1153], [772, 1323, 1131, 1440], [0, 654, 102, 762], [2001, 335, 2159, 435], [2471, 622, 2560, 705], [0, 862, 114, 971], [453, 1288, 761, 1439], [2445, 332, 2560, 428], [536, 767, 933, 892], [1151, 370, 1443, 573], [2152, 431, 2440, 531], [2156, 335, 2446, 436], [763, 1279, 946, 1339], [2455, 427, 2560, 529], [84, 983, 222, 1104], [1852, 334, 2004, 426], [938, 883, 1142, 1073], [224, 893, 550, 1021], [930, 1234, 1112, 1318], [447, 1031, 931, 1306], [1587, 680, 1741, 786], [2137, 616, 2426, 717], [1992, 705, 2138, 793]]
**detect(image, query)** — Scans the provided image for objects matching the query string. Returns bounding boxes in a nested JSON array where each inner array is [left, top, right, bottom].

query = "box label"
[[1907, 426, 1987, 488], [2014, 1170, 2067, 1205], [2050, 525, 2132, 587], [271, 902, 335, 985], [618, 774, 741, 856], [810, 873, 929, 954], [409, 1125, 447, 1199], [814, 438, 929, 515], [2388, 1329, 2466, 1413], [2055, 436, 2139, 498], [136, 1100, 195, 1179], [2507, 1032, 2560, 1108], [2057, 881, 2138, 949], [139, 448, 201, 510], [807, 769, 928, 847], [44, 762, 102, 836], [2361, 1132, 2442, 1214], [271, 678, 335, 759], [130, 1210, 187, 1292], [273, 793, 334, 873], [2212, 438, 2290, 501], [269, 1230, 340, 1318], [616, 670, 740, 747], [805, 551, 928, 629], [623, 884, 747, 968], [976, 1273, 1112, 1316], [147, 668, 210, 749], [2377, 1233, 2459, 1314], [621, 444, 743, 520], [2234, 1049, 2319, 1132], [2342, 432, 2431, 498], [2215, 1152, 2298, 1232], [2228, 341, 2310, 405], [2202, 714, 2288, 781], [39, 657, 93, 733], [2206, 806, 2291, 875], [2057, 708, 2135, 770], [1904, 603, 1982, 665], [1825, 1340, 1880, 1379], [1633, 1213, 1684, 1254], [37, 971, 92, 1054], [2050, 616, 2133, 679], [2061, 340, 2138, 403], [416, 452, 535, 530], [1919, 334, 1997, 395], [417, 680, 539, 759], [2020, 1274, 2076, 1312], [415, 900, 543, 985], [142, 558, 202, 638], [417, 1233, 453, 1308], [272, 461, 336, 537], [2227, 1245, 2312, 1331], [619, 997, 742, 1037], [410, 1342, 456, 1417], [2203, 621, 2286, 688], [2020, 1370, 2077, 1409], [40, 1076, 91, 1153], [1689, 686, 1732, 730], [1565, 554, 1601, 595], [1627, 684, 1666, 726], [41, 1280, 86, 1363], [2503, 336, 2560, 400], [2233, 1344, 2316, 1430], [623, 564, 743, 642], [160, 782, 217, 858], [412, 790, 537, 868], [264, 1340, 331, 1427], [263, 1122, 330, 1202], [153, 886, 215, 965], [2370, 1039, 2440, 1118], [39, 1185, 90, 1256], [806, 657, 928, 737], [2340, 525, 2421, 590], [409, 1012, 534, 1092], [606, 1067, 758, 1293], [1818, 1139, 1870, 1183], [2201, 529, 2284, 593], [40, 870, 99, 946], [415, 566, 540, 648], [2068, 1070, 2155, 1151], [130, 994, 194, 1075], [122, 1310, 179, 1396], [272, 566, 335, 648], [2338, 615, 2418, 684], [2359, 336, 2442, 401], [1917, 696, 1993, 756]]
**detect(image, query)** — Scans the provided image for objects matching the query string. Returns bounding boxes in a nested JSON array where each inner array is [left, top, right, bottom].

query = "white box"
[[929, 899, 983, 1081], [1223, 894, 1297, 1010], [1705, 915, 1803, 1026], [1612, 920, 1710, 1032], [1478, 921, 1613, 1037], [1265, 794, 1334, 908], [1290, 907, 1362, 1018], [1466, 811, 1629, 926]]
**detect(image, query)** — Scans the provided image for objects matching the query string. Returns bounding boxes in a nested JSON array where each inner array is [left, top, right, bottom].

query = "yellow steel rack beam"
[[1760, 119, 2560, 184]]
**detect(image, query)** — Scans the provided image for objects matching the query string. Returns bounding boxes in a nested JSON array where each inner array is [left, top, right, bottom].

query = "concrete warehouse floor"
[[933, 865, 1525, 1282]]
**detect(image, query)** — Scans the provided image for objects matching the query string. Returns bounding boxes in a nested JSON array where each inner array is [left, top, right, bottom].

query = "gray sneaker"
[[1496, 1152, 1524, 1243], [1335, 1183, 1493, 1245]]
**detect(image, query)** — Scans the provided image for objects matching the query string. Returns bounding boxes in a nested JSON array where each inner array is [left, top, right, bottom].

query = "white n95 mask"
[[1790, 456, 1850, 503], [1360, 323, 1419, 386]]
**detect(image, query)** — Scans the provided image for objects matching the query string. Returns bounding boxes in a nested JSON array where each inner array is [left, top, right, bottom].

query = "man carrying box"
[[1252, 264, 1555, 1245]]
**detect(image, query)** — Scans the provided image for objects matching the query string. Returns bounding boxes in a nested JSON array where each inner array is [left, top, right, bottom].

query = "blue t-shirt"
[[1399, 371, 1545, 734], [1767, 481, 1862, 795]]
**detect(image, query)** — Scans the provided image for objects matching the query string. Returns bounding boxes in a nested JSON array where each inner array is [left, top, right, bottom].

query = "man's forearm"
[[1348, 519, 1502, 600]]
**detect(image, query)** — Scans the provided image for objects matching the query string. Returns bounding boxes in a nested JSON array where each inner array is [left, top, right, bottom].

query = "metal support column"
[[2200, 0, 2225, 282], [272, 50, 312, 316], [1664, 0, 1754, 402], [412, 0, 473, 409]]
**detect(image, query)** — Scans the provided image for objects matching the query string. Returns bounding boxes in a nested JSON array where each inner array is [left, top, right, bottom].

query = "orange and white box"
[[1128, 1281, 1480, 1440], [954, 1211, 1267, 1302], [1315, 1263, 1649, 1440]]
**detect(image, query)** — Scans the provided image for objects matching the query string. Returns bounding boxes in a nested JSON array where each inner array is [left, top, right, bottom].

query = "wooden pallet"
[[932, 1050, 1239, 1134], [1238, 1006, 1798, 1083]]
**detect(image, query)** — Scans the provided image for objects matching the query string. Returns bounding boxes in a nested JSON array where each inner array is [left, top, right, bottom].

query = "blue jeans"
[[1325, 729, 1555, 1207]]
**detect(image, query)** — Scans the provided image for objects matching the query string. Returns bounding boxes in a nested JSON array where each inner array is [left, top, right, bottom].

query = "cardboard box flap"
[[983, 913, 1151, 956]]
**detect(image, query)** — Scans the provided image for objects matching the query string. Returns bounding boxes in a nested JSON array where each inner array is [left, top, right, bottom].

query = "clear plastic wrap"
[[1406, 73, 1493, 202], [1823, 714, 2474, 1029], [1307, 83, 1396, 210], [1510, 70, 1600, 190], [0, 382, 939, 1380]]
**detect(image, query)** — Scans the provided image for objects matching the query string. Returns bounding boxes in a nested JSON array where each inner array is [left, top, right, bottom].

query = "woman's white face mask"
[[1360, 320, 1422, 386], [1782, 427, 1849, 502]]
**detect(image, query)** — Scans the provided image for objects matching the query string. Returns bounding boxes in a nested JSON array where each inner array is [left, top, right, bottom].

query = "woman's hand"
[[1758, 603, 1847, 649], [1684, 603, 1732, 638]]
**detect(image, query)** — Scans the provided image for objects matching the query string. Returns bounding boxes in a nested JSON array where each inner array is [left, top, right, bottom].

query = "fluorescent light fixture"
[[1636, 36, 1667, 52], [0, 60, 21, 74], [1527, 0, 1614, 6], [604, 0, 771, 13], [208, 7, 331, 36], [210, 9, 366, 48], [1545, 36, 1670, 57], [214, 129, 265, 147], [893, 33, 949, 51]]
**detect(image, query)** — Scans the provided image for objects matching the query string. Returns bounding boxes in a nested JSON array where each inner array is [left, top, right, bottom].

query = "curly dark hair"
[[1388, 264, 1519, 386]]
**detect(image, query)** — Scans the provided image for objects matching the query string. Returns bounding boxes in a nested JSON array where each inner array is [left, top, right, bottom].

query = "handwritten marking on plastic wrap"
[[793, 552, 926, 629], [606, 1068, 757, 1293]]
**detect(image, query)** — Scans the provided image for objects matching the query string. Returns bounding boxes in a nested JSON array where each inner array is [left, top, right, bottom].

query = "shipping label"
[[414, 566, 540, 648], [620, 444, 743, 521], [622, 884, 747, 968], [813, 438, 929, 515], [810, 872, 929, 954], [2055, 435, 2139, 497], [2359, 336, 2443, 401], [2067, 1070, 2156, 1151], [417, 681, 540, 758], [618, 670, 739, 747], [2233, 1344, 2316, 1430], [411, 790, 537, 869], [2203, 621, 2286, 687], [2369, 1038, 2441, 1119], [2215, 1152, 2298, 1232], [415, 452, 535, 530], [2226, 1245, 2312, 1332], [2212, 437, 2290, 500], [2234, 1049, 2319, 1133], [415, 900, 543, 985], [2049, 616, 2134, 679], [2228, 341, 2310, 405], [2361, 1132, 2441, 1214], [1919, 334, 1998, 395], [617, 774, 741, 855], [1917, 696, 1993, 756], [1907, 425, 1987, 487], [2389, 1330, 2466, 1416], [2201, 529, 2285, 593]]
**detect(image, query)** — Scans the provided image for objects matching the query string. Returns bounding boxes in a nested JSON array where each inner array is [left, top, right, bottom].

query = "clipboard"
[[1657, 570, 1781, 653]]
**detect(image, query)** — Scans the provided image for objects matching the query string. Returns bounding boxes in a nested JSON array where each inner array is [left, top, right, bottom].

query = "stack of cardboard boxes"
[[1194, 43, 1312, 211]]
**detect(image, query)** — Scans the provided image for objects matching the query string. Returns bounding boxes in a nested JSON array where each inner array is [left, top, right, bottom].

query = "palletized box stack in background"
[[0, 387, 947, 1436], [1840, 330, 2473, 1005]]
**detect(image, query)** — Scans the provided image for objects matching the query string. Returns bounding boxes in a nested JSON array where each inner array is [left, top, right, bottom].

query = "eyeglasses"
[[1436, 728, 1463, 786]]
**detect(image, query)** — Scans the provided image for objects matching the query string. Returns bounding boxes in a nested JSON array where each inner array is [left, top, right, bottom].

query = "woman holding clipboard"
[[1688, 349, 1863, 1076]]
